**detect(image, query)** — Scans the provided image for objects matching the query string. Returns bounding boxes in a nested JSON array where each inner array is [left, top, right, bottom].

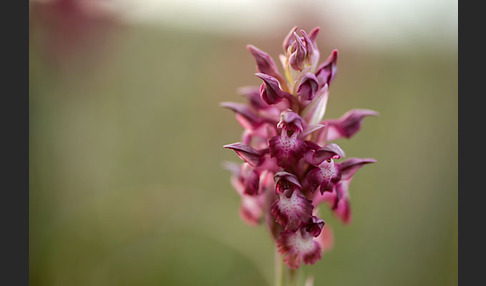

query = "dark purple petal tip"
[[223, 142, 265, 167], [308, 27, 320, 43], [315, 49, 338, 87], [324, 109, 379, 141], [247, 44, 282, 80], [338, 157, 376, 180]]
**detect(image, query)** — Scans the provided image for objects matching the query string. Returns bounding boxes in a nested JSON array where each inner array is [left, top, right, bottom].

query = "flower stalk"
[[275, 246, 284, 286], [288, 268, 298, 286]]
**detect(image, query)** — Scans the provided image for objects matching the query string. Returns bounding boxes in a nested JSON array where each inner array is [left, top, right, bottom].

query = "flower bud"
[[289, 32, 306, 71], [283, 26, 298, 52], [296, 73, 319, 101], [301, 29, 320, 68], [256, 73, 292, 105]]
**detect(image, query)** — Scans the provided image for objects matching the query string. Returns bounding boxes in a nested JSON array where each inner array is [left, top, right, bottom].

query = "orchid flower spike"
[[222, 26, 377, 271]]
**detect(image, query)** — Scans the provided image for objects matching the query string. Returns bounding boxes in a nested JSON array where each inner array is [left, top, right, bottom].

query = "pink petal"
[[307, 27, 320, 45], [316, 224, 334, 253], [220, 101, 264, 129], [277, 230, 322, 269], [242, 121, 281, 150], [242, 167, 260, 196], [301, 84, 329, 126], [226, 162, 261, 196], [299, 124, 325, 139], [277, 110, 306, 133], [271, 191, 313, 230], [283, 26, 298, 52], [312, 187, 338, 207], [240, 194, 265, 226], [305, 159, 339, 193], [334, 197, 351, 224], [332, 180, 352, 224], [268, 132, 307, 168], [304, 143, 345, 166]]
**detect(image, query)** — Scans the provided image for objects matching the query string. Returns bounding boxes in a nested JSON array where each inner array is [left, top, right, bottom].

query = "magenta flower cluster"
[[222, 26, 377, 269]]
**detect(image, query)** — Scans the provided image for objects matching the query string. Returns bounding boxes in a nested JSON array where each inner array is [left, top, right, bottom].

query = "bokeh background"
[[29, 0, 457, 285]]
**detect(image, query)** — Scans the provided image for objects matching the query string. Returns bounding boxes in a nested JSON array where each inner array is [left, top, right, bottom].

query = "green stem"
[[275, 247, 284, 286], [275, 247, 301, 286], [288, 268, 298, 286]]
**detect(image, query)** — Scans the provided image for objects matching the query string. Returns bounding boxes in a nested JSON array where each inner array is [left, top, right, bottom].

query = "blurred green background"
[[29, 1, 457, 285]]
